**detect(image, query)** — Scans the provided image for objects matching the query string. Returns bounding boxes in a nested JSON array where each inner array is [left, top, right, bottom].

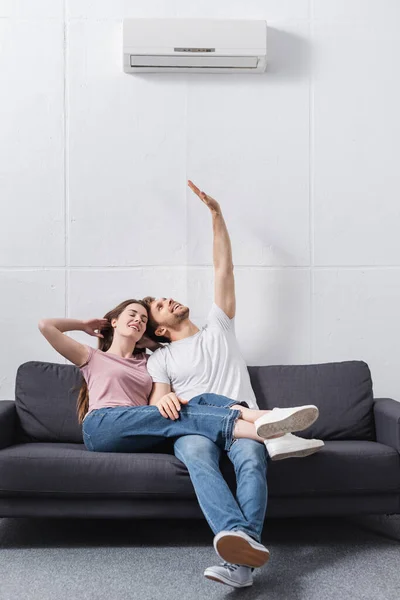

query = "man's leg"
[[174, 434, 270, 588], [227, 439, 268, 543], [203, 439, 269, 588], [173, 434, 253, 536]]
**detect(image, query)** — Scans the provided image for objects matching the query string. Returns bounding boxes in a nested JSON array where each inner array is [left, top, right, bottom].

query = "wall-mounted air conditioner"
[[123, 18, 267, 74]]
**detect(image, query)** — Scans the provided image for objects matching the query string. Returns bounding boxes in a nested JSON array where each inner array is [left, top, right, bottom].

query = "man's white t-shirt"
[[147, 303, 258, 409]]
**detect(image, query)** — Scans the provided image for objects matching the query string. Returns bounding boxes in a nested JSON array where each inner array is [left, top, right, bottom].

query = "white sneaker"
[[265, 432, 324, 461], [204, 563, 253, 588], [255, 405, 319, 439], [213, 530, 270, 568]]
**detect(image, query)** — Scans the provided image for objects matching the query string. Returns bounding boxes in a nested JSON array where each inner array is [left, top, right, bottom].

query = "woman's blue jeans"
[[82, 393, 268, 542], [82, 393, 241, 453]]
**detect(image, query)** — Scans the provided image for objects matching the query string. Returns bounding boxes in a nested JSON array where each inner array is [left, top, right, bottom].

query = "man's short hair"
[[141, 296, 171, 343]]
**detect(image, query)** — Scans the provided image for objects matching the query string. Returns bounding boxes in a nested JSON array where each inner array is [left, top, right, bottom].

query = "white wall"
[[1, 1, 400, 401]]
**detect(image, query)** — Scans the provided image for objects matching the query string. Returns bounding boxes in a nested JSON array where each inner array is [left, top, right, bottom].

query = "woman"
[[38, 298, 305, 454]]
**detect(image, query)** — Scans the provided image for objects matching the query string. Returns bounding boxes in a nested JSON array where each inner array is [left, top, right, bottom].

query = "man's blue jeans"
[[174, 394, 269, 543]]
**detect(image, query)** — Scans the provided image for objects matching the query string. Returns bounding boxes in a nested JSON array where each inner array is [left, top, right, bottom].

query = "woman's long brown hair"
[[76, 299, 149, 425]]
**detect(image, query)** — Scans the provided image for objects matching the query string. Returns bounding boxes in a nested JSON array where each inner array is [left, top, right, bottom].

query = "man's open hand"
[[188, 180, 221, 214], [155, 392, 189, 420]]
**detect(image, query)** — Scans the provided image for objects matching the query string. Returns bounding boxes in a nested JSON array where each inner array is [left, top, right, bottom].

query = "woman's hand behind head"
[[82, 318, 110, 338]]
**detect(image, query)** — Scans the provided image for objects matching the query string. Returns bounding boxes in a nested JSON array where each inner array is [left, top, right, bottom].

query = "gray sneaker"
[[204, 562, 254, 588]]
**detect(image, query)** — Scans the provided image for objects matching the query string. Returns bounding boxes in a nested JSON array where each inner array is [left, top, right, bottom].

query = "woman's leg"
[[233, 419, 267, 443], [189, 393, 284, 440], [82, 403, 243, 452], [189, 392, 277, 423], [230, 404, 285, 440], [230, 404, 271, 423], [82, 407, 169, 452], [190, 394, 318, 441]]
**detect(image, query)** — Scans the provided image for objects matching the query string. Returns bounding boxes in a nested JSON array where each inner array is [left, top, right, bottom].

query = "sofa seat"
[[0, 440, 399, 499], [266, 440, 400, 496], [0, 442, 195, 498]]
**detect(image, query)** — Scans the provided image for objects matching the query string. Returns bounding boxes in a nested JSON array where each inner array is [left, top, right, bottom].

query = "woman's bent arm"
[[38, 318, 89, 367]]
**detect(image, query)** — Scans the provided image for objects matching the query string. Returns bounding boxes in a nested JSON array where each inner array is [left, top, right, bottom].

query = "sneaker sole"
[[257, 406, 319, 439], [204, 573, 253, 588], [270, 443, 324, 461], [215, 536, 270, 568]]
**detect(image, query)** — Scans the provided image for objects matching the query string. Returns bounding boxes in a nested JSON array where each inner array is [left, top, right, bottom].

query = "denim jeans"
[[173, 395, 269, 542], [82, 393, 268, 540], [82, 393, 241, 453]]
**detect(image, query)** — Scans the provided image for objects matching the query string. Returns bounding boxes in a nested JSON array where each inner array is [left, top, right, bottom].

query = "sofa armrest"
[[0, 401, 17, 450], [373, 398, 400, 453]]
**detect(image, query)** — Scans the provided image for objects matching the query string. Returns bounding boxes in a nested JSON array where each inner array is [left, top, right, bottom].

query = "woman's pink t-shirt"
[[79, 344, 153, 416]]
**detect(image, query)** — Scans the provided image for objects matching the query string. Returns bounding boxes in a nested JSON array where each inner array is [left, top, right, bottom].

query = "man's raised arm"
[[188, 180, 236, 319]]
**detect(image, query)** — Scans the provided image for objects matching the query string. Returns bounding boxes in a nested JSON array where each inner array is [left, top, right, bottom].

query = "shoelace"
[[222, 562, 255, 573], [222, 562, 241, 572]]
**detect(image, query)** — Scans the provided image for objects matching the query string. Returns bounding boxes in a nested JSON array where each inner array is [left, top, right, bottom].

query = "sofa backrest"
[[15, 361, 84, 443], [14, 359, 375, 443], [248, 360, 375, 441]]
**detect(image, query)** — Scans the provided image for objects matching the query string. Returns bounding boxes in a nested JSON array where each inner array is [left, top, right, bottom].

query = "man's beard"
[[173, 306, 190, 322]]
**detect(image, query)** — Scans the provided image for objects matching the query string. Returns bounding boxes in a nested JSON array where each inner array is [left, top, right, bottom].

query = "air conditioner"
[[123, 18, 267, 74]]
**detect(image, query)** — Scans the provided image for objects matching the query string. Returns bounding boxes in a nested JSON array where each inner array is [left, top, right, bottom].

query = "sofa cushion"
[[0, 442, 195, 498], [0, 440, 398, 498], [248, 361, 375, 440], [15, 361, 84, 443]]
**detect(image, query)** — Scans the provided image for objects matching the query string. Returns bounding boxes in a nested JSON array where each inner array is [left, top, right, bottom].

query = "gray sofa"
[[0, 359, 399, 520]]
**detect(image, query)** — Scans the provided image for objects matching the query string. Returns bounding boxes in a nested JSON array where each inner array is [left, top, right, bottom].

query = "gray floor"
[[0, 516, 399, 600]]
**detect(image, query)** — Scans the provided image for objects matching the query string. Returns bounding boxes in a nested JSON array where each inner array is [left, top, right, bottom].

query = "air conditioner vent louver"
[[130, 56, 260, 70]]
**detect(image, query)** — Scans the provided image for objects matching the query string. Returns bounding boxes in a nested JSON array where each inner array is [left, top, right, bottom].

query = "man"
[[143, 180, 324, 588]]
